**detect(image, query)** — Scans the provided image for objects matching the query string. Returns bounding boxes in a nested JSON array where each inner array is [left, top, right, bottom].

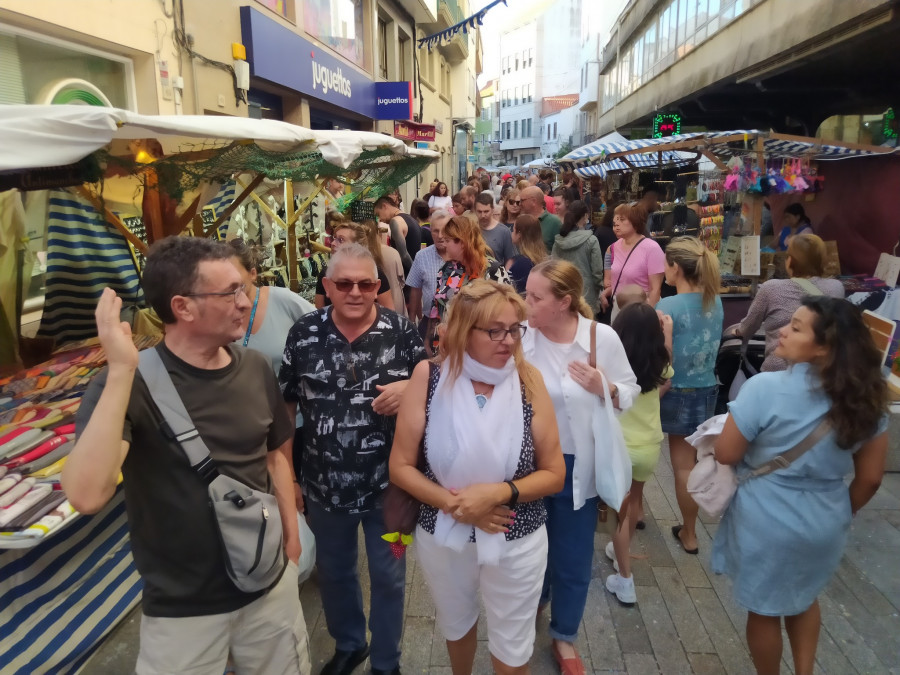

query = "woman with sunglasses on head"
[[712, 297, 888, 675], [424, 215, 513, 356], [522, 259, 639, 675], [390, 280, 565, 675], [314, 219, 395, 311], [507, 214, 548, 295], [500, 188, 523, 230]]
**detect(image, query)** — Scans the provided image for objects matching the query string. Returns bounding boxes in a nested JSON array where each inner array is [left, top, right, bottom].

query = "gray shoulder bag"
[[138, 347, 285, 593]]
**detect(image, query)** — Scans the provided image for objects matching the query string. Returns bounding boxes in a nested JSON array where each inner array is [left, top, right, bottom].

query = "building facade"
[[496, 0, 582, 168], [590, 0, 900, 138], [0, 0, 481, 196]]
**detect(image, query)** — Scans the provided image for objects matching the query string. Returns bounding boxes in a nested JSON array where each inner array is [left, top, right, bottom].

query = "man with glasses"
[[521, 185, 561, 253], [280, 244, 425, 675], [64, 236, 310, 674]]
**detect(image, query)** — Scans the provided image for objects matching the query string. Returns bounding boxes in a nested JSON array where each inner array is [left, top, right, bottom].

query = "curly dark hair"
[[801, 296, 889, 449], [612, 302, 670, 393]]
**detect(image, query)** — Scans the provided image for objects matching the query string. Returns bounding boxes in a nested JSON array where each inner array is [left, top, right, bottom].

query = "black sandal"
[[671, 524, 699, 554]]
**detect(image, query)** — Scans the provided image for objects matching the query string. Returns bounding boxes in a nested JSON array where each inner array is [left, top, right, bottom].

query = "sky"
[[472, 0, 556, 88]]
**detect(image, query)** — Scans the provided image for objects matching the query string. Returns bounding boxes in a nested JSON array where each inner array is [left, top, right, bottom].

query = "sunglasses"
[[331, 279, 379, 293], [508, 200, 521, 205]]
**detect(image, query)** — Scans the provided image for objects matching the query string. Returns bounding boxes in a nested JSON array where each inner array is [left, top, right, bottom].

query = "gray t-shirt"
[[235, 286, 314, 376], [481, 222, 516, 263]]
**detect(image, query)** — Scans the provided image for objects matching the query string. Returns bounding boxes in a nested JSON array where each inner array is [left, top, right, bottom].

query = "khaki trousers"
[[135, 561, 311, 675]]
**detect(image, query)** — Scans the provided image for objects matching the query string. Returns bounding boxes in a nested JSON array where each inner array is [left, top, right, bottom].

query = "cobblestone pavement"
[[86, 445, 900, 674]]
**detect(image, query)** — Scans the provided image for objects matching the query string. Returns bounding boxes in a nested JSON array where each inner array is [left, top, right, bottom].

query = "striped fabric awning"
[[37, 190, 144, 345], [560, 129, 897, 175], [0, 490, 142, 674]]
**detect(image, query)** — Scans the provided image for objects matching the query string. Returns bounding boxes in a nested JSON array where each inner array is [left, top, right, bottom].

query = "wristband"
[[505, 480, 519, 508]]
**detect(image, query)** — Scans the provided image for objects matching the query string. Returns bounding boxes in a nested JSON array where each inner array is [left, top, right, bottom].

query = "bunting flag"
[[417, 0, 507, 50]]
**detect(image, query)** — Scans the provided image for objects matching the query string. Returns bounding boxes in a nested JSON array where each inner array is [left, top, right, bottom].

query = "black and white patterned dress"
[[417, 364, 546, 542]]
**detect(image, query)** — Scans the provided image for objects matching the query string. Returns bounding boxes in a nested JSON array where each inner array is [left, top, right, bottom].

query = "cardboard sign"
[[719, 236, 741, 275], [741, 236, 761, 276], [874, 252, 900, 287]]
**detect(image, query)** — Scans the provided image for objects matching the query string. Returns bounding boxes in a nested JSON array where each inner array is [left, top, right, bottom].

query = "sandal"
[[671, 524, 699, 555], [551, 640, 586, 675]]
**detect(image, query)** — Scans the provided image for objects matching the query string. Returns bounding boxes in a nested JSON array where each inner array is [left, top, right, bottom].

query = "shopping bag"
[[592, 369, 632, 515], [296, 513, 316, 583]]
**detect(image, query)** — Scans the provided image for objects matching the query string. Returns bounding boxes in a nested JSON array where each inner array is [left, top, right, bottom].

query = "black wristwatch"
[[505, 480, 519, 508]]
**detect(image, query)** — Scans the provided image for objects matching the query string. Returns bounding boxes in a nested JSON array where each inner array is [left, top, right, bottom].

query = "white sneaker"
[[605, 573, 637, 606], [604, 540, 619, 572]]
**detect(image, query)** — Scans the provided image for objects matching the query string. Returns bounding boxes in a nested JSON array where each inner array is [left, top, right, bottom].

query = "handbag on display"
[[138, 348, 286, 594], [686, 414, 831, 517], [588, 321, 632, 520]]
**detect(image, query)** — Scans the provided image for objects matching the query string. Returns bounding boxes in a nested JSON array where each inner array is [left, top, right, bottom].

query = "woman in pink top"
[[599, 203, 666, 314]]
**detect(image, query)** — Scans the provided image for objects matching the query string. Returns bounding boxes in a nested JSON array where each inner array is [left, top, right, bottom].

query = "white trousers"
[[415, 525, 548, 667], [135, 561, 311, 675]]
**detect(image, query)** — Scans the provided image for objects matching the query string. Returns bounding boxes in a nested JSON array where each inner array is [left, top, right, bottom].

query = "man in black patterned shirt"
[[280, 243, 425, 675]]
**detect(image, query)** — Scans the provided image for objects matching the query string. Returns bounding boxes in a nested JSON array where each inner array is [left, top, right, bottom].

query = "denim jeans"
[[540, 454, 598, 642], [306, 499, 405, 670]]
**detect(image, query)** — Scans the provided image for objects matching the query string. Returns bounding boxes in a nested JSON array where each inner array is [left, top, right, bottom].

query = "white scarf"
[[426, 353, 524, 565]]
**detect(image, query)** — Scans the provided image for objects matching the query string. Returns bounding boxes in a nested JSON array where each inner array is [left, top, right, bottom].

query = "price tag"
[[741, 236, 760, 276]]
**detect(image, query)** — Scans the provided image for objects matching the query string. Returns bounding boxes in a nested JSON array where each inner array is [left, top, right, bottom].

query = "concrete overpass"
[[597, 0, 900, 136]]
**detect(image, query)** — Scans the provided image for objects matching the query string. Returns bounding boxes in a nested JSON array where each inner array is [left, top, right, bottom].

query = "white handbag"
[[589, 322, 632, 516], [687, 415, 831, 517]]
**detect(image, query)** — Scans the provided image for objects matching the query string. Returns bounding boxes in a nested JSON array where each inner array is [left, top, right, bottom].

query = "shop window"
[[399, 35, 409, 82], [377, 18, 388, 79], [304, 0, 364, 67]]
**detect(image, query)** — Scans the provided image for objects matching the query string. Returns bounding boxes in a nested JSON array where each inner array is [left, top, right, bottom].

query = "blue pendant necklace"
[[242, 287, 260, 347], [475, 393, 488, 410]]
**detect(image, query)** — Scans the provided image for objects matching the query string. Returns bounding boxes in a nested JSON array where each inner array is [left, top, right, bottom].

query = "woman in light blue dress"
[[712, 297, 889, 675]]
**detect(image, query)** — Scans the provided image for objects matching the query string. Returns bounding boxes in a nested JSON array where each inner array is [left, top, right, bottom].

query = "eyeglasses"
[[331, 279, 379, 293], [474, 324, 527, 341], [508, 200, 521, 205], [184, 284, 246, 303]]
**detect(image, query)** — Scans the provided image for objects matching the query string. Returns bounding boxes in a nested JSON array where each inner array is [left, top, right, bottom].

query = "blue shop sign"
[[374, 82, 413, 121], [241, 6, 375, 118]]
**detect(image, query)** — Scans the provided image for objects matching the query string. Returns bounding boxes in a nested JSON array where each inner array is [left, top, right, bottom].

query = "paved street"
[[86, 445, 900, 674]]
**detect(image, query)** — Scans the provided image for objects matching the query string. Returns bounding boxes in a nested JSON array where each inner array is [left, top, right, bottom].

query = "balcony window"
[[303, 0, 364, 67], [377, 18, 388, 79], [514, 120, 519, 138]]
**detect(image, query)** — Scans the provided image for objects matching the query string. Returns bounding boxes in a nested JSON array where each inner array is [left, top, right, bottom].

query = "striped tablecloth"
[[0, 489, 142, 674]]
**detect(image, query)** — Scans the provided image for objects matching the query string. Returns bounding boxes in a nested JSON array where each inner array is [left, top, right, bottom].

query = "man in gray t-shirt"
[[474, 193, 515, 265]]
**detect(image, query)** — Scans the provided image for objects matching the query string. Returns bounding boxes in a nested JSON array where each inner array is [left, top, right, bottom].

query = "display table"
[[0, 488, 141, 674]]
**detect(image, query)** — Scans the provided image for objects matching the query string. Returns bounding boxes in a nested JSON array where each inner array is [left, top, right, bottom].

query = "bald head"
[[520, 186, 546, 216], [460, 185, 477, 209], [528, 174, 539, 186]]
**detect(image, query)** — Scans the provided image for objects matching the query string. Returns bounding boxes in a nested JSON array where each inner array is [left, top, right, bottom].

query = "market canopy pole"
[[285, 179, 298, 293], [204, 174, 265, 238], [75, 185, 149, 256]]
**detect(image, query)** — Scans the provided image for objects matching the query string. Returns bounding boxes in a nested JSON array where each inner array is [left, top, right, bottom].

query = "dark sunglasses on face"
[[332, 279, 379, 293], [508, 200, 521, 205]]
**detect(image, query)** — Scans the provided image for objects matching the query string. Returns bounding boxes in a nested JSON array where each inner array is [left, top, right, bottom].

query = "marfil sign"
[[394, 121, 436, 142]]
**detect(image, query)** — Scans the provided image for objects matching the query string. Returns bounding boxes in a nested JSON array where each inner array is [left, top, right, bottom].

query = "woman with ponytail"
[[712, 296, 888, 674], [655, 236, 723, 555], [522, 259, 639, 674], [551, 200, 605, 314]]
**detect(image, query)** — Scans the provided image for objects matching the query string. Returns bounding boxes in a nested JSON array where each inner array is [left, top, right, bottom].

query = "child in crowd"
[[604, 301, 673, 606]]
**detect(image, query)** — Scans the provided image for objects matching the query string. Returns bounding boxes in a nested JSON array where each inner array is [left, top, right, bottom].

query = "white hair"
[[326, 242, 377, 279], [430, 209, 452, 225]]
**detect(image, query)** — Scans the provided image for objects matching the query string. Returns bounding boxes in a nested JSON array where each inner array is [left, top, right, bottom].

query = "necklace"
[[472, 382, 492, 410], [242, 287, 261, 347]]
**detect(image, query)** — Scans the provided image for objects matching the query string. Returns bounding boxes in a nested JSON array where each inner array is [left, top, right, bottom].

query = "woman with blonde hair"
[[425, 216, 512, 355], [507, 214, 547, 294], [500, 188, 523, 228], [314, 220, 395, 311], [358, 219, 408, 318], [733, 233, 843, 371], [522, 259, 639, 674], [656, 236, 723, 555], [390, 280, 565, 675]]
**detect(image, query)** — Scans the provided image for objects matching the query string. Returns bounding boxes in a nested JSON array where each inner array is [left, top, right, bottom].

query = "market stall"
[[0, 105, 437, 674], [560, 129, 899, 308]]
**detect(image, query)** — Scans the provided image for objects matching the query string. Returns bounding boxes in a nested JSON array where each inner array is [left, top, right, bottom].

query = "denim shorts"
[[660, 385, 718, 437]]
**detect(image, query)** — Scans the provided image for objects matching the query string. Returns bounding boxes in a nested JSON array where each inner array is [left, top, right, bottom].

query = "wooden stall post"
[[285, 179, 299, 292]]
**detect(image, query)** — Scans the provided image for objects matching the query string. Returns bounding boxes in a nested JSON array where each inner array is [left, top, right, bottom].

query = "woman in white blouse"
[[428, 181, 453, 214], [522, 259, 639, 675]]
